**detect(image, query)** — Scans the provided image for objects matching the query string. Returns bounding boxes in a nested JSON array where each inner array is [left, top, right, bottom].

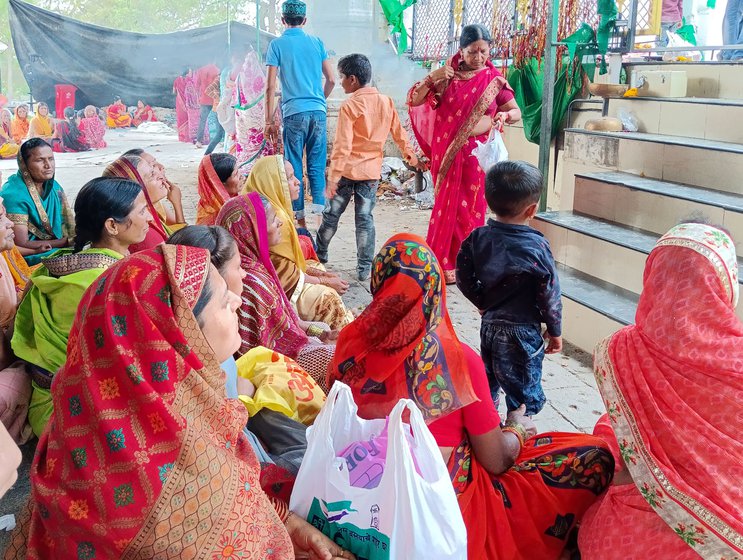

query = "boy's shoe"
[[357, 270, 371, 282], [317, 255, 328, 264]]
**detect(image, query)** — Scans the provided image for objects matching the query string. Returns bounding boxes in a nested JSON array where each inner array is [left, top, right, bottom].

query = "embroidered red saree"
[[217, 193, 309, 357], [579, 223, 743, 560], [3, 245, 294, 559], [408, 54, 514, 274]]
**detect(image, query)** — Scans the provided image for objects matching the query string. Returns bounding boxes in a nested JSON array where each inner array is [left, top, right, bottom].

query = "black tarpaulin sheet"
[[9, 0, 275, 110]]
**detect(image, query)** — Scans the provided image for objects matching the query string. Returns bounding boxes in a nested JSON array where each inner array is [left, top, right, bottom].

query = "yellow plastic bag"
[[236, 346, 325, 425]]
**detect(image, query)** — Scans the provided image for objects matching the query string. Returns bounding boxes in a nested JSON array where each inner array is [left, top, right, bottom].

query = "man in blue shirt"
[[264, 0, 336, 227]]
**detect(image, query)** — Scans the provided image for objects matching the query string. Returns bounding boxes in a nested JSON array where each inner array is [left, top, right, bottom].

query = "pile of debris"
[[378, 157, 434, 209]]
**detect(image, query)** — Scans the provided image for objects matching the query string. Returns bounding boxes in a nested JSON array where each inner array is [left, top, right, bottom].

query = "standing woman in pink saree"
[[234, 50, 279, 176], [408, 24, 521, 284], [172, 68, 200, 143]]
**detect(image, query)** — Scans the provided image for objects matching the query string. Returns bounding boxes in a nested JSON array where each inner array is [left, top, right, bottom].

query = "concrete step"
[[606, 96, 743, 144], [555, 263, 637, 353], [534, 211, 743, 319], [562, 129, 743, 197], [573, 171, 743, 254], [625, 61, 743, 99]]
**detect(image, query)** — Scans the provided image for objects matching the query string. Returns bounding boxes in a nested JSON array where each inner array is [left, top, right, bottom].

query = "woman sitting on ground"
[[0, 138, 74, 264], [172, 205, 338, 386], [27, 102, 54, 142], [0, 109, 19, 159], [329, 234, 615, 560], [53, 107, 90, 153], [578, 222, 742, 559], [78, 105, 107, 148], [3, 244, 356, 560], [132, 100, 157, 127], [102, 151, 172, 252], [196, 152, 240, 225], [0, 197, 32, 445], [105, 96, 132, 128], [243, 155, 353, 330], [122, 148, 187, 232], [10, 105, 29, 144], [11, 176, 151, 437]]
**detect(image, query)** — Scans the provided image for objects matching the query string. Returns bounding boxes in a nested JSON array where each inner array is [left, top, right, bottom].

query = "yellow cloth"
[[241, 155, 306, 274], [0, 142, 19, 159], [28, 115, 53, 138], [236, 346, 325, 425]]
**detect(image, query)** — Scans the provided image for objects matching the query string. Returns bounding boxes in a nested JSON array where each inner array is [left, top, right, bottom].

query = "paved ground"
[[0, 129, 605, 551]]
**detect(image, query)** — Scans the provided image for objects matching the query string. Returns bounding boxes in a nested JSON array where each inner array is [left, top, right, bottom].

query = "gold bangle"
[[502, 426, 525, 448], [306, 324, 324, 338]]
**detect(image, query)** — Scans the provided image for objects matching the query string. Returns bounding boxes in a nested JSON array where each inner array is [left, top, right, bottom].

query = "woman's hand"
[[35, 243, 53, 254], [430, 65, 454, 83], [506, 405, 538, 438], [323, 276, 349, 295], [319, 329, 340, 343], [493, 112, 508, 130], [286, 513, 356, 560], [167, 182, 183, 206]]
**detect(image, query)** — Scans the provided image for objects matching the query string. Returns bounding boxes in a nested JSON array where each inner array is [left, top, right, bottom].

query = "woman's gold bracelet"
[[502, 424, 527, 448]]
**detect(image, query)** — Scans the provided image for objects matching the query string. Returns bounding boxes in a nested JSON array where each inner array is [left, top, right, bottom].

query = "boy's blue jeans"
[[283, 110, 327, 219], [722, 0, 743, 60], [316, 178, 378, 278], [480, 321, 547, 416]]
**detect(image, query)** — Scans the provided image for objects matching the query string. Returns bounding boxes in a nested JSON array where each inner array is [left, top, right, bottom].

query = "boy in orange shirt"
[[317, 53, 426, 281]]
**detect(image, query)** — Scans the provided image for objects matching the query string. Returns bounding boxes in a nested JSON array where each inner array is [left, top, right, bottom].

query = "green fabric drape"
[[508, 56, 594, 145], [378, 0, 417, 53]]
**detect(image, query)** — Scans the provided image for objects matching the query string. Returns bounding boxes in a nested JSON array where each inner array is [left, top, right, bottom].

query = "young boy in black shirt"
[[456, 161, 562, 416]]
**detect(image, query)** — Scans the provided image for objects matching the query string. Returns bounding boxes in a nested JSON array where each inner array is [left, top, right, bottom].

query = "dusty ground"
[[0, 129, 605, 550]]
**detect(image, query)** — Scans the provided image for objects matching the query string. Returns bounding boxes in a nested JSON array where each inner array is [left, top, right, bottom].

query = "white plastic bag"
[[290, 382, 467, 560], [616, 107, 639, 132], [662, 31, 702, 61], [472, 126, 509, 171]]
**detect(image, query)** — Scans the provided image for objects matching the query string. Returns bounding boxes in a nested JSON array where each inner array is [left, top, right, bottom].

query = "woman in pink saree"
[[578, 222, 743, 560], [172, 68, 200, 143], [408, 24, 521, 283], [233, 50, 279, 176]]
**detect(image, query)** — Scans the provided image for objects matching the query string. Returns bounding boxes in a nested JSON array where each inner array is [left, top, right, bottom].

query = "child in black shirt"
[[456, 161, 562, 416]]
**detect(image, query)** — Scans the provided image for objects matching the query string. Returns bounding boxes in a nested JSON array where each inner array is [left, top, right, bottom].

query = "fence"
[[410, 0, 660, 62]]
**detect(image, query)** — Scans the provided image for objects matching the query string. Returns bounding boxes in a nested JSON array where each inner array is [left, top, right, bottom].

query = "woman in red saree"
[[2, 244, 355, 559], [78, 105, 107, 148], [329, 234, 614, 560], [408, 24, 521, 284], [173, 69, 200, 143], [132, 100, 157, 127], [215, 194, 338, 387], [196, 153, 240, 225], [578, 222, 743, 560], [105, 96, 132, 128], [102, 153, 170, 252]]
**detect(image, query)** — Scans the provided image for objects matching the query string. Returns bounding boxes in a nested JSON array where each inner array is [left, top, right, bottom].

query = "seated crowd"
[[0, 131, 739, 556], [0, 98, 157, 159]]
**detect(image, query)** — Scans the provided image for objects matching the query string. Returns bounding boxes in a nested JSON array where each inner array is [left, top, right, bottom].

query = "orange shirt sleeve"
[[327, 102, 355, 185], [388, 99, 418, 167]]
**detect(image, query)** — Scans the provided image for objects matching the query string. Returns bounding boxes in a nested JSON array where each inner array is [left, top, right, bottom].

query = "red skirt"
[[447, 432, 614, 560]]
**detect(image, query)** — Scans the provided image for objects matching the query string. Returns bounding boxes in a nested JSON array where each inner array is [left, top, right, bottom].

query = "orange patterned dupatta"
[[591, 223, 743, 559], [196, 154, 232, 225], [5, 246, 293, 560], [329, 234, 477, 423]]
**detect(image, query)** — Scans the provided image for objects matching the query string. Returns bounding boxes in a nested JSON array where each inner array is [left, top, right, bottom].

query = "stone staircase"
[[533, 62, 743, 353]]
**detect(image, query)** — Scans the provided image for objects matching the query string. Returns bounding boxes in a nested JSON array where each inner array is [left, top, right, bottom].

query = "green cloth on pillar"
[[508, 56, 594, 145], [378, 0, 417, 53]]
